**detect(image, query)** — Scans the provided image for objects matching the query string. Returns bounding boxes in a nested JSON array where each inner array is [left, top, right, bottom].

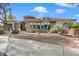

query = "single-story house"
[[2, 16, 76, 32]]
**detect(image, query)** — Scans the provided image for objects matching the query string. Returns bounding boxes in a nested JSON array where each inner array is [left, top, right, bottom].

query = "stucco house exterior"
[[20, 16, 75, 32], [3, 16, 75, 33]]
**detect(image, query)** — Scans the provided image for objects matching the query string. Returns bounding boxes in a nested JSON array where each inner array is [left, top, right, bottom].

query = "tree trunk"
[[4, 22, 8, 31], [4, 11, 8, 31]]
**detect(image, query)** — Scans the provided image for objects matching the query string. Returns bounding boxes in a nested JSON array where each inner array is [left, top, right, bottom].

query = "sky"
[[10, 3, 79, 22]]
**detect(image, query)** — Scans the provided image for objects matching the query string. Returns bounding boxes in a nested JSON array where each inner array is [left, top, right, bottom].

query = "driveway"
[[0, 35, 79, 56]]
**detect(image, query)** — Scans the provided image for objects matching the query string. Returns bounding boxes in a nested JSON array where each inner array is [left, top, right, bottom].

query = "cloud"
[[56, 9, 65, 14], [56, 3, 79, 8], [31, 6, 48, 13], [75, 14, 79, 17], [71, 14, 79, 19]]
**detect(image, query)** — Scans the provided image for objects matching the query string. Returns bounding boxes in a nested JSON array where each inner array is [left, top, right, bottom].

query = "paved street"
[[0, 35, 79, 56]]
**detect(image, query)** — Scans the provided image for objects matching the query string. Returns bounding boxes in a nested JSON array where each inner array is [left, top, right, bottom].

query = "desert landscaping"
[[0, 3, 79, 56], [0, 31, 79, 56]]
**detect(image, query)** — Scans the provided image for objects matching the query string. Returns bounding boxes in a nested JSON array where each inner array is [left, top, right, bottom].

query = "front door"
[[20, 22, 26, 31]]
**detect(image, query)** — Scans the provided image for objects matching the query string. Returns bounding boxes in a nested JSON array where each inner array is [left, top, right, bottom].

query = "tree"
[[71, 22, 79, 28], [0, 3, 10, 30]]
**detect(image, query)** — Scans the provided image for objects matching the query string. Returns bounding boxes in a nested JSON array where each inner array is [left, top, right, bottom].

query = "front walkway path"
[[0, 35, 79, 56]]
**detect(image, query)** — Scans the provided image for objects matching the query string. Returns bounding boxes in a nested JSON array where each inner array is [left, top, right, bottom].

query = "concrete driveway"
[[0, 35, 79, 56]]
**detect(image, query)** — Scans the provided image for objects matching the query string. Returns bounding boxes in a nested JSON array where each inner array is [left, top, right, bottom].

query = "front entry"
[[27, 24, 50, 33], [20, 22, 26, 31]]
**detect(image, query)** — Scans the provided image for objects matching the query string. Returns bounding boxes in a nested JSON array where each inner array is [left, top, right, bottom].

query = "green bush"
[[71, 23, 79, 28], [0, 28, 5, 34], [50, 28, 58, 33], [50, 24, 64, 33], [12, 29, 19, 34]]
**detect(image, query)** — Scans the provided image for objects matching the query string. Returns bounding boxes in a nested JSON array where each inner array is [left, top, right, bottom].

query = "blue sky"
[[10, 3, 79, 22]]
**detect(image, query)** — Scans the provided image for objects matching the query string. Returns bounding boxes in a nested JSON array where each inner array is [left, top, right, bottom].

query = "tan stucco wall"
[[69, 29, 79, 35]]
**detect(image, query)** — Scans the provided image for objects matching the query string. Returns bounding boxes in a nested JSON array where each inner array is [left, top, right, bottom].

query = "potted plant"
[[11, 29, 19, 34]]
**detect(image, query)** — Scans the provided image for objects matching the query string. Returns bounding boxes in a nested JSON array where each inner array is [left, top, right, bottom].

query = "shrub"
[[50, 23, 64, 33], [11, 29, 19, 34], [0, 28, 5, 34], [28, 29, 32, 33], [50, 27, 58, 33], [71, 23, 79, 29]]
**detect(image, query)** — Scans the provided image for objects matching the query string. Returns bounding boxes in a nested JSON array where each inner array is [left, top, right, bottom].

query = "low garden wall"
[[75, 29, 79, 35], [69, 29, 79, 35]]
